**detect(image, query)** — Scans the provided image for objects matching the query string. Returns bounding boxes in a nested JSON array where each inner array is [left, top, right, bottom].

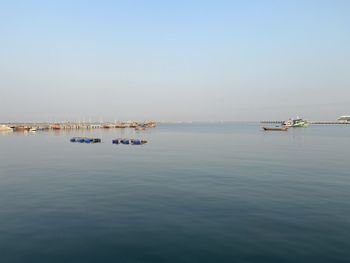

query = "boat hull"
[[262, 127, 288, 131]]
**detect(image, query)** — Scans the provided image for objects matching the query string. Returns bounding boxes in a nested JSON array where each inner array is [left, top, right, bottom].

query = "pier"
[[309, 121, 350, 125], [261, 121, 350, 125]]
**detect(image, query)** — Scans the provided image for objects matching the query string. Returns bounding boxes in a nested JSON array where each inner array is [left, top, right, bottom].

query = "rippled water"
[[0, 123, 349, 263]]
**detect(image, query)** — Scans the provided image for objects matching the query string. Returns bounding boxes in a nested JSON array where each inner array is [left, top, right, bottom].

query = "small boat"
[[135, 126, 146, 131], [262, 126, 288, 131], [51, 124, 61, 130], [130, 139, 147, 145], [115, 123, 128, 128], [0, 125, 13, 132], [120, 139, 130, 145], [29, 127, 37, 132], [70, 137, 83, 142], [129, 123, 138, 128], [143, 121, 156, 128], [84, 138, 93, 143], [70, 137, 101, 143], [112, 138, 122, 144], [103, 124, 114, 129], [14, 126, 31, 132]]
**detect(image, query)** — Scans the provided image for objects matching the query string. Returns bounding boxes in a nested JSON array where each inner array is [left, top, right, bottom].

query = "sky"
[[0, 0, 349, 122]]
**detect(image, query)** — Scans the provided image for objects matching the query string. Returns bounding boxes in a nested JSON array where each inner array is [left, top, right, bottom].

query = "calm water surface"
[[0, 123, 349, 262]]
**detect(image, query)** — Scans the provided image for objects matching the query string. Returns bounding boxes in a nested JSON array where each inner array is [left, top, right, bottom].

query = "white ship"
[[338, 115, 350, 122]]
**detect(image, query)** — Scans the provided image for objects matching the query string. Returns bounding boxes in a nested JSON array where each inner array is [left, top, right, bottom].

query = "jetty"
[[261, 120, 350, 125]]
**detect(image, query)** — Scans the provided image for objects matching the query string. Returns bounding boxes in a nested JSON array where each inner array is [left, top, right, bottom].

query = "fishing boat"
[[262, 126, 288, 131], [283, 117, 309, 127]]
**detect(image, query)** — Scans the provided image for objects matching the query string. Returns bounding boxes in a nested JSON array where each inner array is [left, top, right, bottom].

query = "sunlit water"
[[0, 123, 349, 263]]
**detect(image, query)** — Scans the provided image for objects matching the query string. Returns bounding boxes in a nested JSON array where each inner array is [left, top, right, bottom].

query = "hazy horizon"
[[1, 0, 349, 122]]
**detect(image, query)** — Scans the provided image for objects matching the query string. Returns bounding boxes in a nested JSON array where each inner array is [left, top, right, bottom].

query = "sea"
[[0, 123, 349, 263]]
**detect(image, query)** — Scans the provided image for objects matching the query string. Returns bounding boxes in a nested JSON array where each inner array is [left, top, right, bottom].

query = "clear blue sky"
[[0, 0, 349, 122]]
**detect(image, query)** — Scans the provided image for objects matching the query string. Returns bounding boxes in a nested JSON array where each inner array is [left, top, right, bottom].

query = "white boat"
[[338, 115, 350, 122], [283, 117, 309, 127], [0, 125, 13, 132]]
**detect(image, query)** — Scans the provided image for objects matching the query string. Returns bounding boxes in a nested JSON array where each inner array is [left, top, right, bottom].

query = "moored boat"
[[103, 124, 114, 128], [113, 138, 148, 145], [51, 124, 61, 130], [112, 138, 122, 144], [0, 125, 13, 132], [14, 126, 31, 132], [283, 117, 309, 127], [135, 126, 146, 131], [115, 123, 128, 128], [120, 139, 130, 144], [130, 139, 148, 145], [262, 126, 288, 131], [70, 137, 101, 143]]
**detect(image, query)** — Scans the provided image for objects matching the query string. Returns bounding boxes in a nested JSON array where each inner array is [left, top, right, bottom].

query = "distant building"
[[338, 115, 350, 122]]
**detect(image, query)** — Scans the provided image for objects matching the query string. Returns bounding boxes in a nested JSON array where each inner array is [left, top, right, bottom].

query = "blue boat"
[[112, 138, 121, 144], [70, 137, 101, 143], [84, 138, 93, 143], [70, 137, 84, 143], [131, 139, 147, 145], [120, 139, 130, 145], [131, 139, 141, 145], [112, 138, 147, 145]]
